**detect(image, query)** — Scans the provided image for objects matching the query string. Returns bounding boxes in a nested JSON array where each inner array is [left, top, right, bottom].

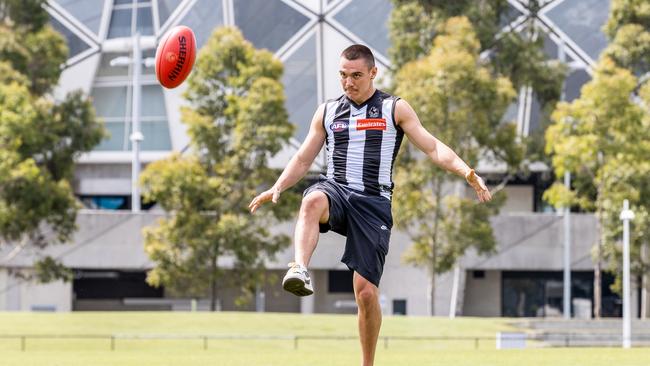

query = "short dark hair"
[[341, 44, 375, 69]]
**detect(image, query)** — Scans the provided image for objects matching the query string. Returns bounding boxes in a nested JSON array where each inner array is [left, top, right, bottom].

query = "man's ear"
[[370, 66, 377, 79]]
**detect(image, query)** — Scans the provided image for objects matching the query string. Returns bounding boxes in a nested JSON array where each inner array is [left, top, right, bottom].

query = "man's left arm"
[[394, 99, 492, 202]]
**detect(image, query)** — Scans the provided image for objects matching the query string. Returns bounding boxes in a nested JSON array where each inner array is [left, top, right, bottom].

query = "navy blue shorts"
[[303, 176, 392, 287]]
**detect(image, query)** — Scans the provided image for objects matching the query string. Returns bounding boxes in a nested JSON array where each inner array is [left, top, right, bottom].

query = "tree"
[[603, 0, 650, 77], [544, 58, 650, 318], [140, 27, 298, 310], [392, 17, 520, 315], [0, 0, 105, 281], [389, 0, 565, 163], [545, 0, 650, 319]]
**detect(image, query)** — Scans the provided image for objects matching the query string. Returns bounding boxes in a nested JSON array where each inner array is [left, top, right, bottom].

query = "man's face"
[[339, 57, 377, 101]]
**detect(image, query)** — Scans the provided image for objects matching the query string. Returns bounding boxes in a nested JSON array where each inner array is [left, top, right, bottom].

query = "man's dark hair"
[[341, 44, 375, 69]]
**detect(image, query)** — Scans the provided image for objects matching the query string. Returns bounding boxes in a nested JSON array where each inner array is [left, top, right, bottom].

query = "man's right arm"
[[249, 104, 326, 213]]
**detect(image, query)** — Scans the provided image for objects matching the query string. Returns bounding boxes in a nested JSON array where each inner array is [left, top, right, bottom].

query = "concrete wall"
[[0, 211, 602, 315], [501, 185, 534, 213], [463, 270, 501, 317], [0, 269, 71, 312]]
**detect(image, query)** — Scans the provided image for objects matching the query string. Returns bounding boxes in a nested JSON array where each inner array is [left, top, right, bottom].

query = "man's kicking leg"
[[353, 272, 381, 366], [282, 191, 329, 296]]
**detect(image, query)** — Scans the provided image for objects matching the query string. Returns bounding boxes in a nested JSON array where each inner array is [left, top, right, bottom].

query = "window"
[[53, 0, 105, 35], [92, 48, 171, 152], [108, 0, 154, 38], [281, 34, 318, 142], [545, 0, 610, 61], [79, 195, 156, 210], [393, 299, 406, 315], [328, 270, 354, 293], [157, 0, 183, 29], [333, 0, 392, 57], [234, 0, 310, 52], [501, 271, 620, 318], [178, 0, 224, 49], [473, 270, 486, 279], [49, 16, 92, 58]]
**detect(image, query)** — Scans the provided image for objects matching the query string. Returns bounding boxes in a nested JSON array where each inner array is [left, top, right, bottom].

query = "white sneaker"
[[282, 262, 313, 296]]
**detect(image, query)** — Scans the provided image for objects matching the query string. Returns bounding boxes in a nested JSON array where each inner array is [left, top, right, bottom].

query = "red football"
[[155, 25, 196, 89]]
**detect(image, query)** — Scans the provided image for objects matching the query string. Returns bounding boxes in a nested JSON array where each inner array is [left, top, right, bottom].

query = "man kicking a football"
[[249, 44, 491, 366]]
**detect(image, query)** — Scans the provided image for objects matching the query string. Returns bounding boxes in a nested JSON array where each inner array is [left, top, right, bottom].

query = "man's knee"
[[355, 283, 379, 309], [301, 191, 329, 221]]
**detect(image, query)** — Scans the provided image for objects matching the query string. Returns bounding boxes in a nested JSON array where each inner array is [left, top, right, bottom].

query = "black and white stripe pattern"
[[322, 90, 403, 200]]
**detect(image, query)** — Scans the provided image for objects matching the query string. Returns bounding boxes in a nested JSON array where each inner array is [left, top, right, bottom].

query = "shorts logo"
[[356, 118, 386, 131], [331, 121, 349, 132], [380, 225, 388, 231], [369, 106, 380, 118]]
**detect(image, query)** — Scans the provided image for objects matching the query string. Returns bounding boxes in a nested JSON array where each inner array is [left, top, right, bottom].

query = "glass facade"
[[234, 0, 310, 52], [107, 0, 154, 38], [545, 0, 610, 60], [49, 16, 92, 58], [502, 271, 622, 318], [178, 0, 224, 49], [157, 0, 183, 28], [46, 0, 613, 148], [333, 0, 392, 56], [281, 34, 318, 142], [53, 0, 105, 35]]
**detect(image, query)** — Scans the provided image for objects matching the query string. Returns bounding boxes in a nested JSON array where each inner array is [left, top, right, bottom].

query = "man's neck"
[[349, 87, 376, 105]]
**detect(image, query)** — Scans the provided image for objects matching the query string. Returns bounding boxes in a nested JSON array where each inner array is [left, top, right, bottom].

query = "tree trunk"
[[594, 186, 604, 319], [429, 181, 442, 316], [430, 244, 437, 316], [642, 243, 649, 319], [210, 254, 218, 312]]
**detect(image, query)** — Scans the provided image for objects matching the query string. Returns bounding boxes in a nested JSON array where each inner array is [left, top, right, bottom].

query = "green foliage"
[[388, 2, 440, 70], [392, 17, 522, 313], [389, 1, 564, 167], [33, 255, 74, 283], [140, 27, 297, 309], [0, 0, 49, 31], [0, 2, 68, 96], [545, 57, 650, 293], [604, 0, 650, 39], [549, 0, 650, 297], [0, 1, 105, 282], [604, 0, 650, 76]]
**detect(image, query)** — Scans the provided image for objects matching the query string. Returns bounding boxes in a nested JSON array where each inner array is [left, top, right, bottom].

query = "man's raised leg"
[[293, 191, 329, 267], [353, 272, 382, 366], [282, 191, 329, 296]]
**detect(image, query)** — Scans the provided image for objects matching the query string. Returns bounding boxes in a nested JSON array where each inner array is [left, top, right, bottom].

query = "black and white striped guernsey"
[[322, 89, 404, 200]]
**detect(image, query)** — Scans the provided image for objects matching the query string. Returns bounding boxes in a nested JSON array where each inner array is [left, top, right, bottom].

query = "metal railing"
[[0, 334, 496, 351], [2, 333, 650, 351]]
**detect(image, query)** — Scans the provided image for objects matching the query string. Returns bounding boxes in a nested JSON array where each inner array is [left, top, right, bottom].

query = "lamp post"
[[110, 32, 153, 212], [620, 199, 634, 349], [558, 40, 571, 320]]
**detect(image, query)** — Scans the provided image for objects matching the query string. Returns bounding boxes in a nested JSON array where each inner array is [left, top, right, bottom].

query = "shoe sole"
[[282, 277, 313, 297]]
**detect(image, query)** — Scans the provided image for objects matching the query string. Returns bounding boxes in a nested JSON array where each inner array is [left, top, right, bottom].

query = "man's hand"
[[249, 186, 281, 214], [465, 169, 491, 203]]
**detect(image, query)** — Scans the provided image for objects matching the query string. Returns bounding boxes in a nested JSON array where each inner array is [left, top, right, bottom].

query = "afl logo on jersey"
[[331, 121, 349, 132]]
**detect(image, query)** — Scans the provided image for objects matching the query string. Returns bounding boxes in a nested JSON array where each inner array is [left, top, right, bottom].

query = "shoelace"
[[287, 262, 306, 273]]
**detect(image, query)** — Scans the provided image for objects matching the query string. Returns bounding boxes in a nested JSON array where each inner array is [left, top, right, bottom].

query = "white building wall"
[[501, 185, 534, 213], [463, 270, 501, 317], [0, 268, 72, 312]]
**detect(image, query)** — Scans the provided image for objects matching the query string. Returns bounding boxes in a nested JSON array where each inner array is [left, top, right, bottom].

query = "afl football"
[[155, 25, 196, 89]]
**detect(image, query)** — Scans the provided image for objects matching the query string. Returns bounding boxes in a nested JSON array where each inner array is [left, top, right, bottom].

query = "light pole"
[[620, 199, 634, 349], [558, 40, 571, 320], [110, 32, 154, 212]]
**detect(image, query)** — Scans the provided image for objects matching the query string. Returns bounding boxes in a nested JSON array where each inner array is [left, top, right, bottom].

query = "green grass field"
[[0, 312, 648, 365]]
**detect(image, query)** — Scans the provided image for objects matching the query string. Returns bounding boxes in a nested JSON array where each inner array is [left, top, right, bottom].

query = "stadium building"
[[0, 0, 645, 318]]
